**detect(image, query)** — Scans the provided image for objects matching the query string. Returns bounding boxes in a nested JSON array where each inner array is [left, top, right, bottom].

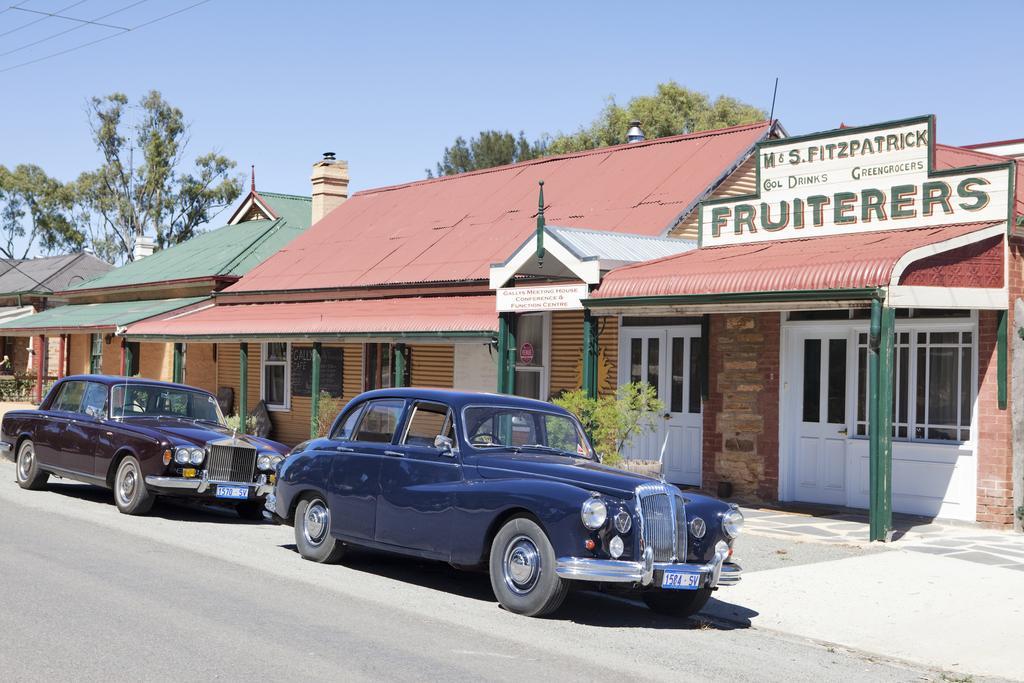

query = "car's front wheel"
[[113, 455, 155, 515], [642, 586, 712, 618], [15, 439, 48, 490], [489, 517, 568, 617], [294, 495, 345, 563]]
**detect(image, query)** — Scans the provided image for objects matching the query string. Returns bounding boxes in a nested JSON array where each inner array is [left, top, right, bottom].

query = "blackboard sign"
[[291, 346, 344, 398]]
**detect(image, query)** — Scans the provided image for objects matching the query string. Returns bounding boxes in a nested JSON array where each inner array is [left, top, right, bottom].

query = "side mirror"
[[434, 434, 456, 457]]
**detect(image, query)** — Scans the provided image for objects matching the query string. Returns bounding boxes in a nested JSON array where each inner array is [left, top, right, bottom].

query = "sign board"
[[496, 284, 588, 312], [699, 116, 1014, 247], [291, 346, 344, 398], [520, 342, 535, 364]]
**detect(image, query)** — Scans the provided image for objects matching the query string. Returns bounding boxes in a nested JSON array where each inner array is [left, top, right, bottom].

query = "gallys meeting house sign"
[[699, 115, 1014, 246]]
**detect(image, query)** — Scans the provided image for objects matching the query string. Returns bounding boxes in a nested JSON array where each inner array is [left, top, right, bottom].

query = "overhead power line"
[[0, 0, 211, 73], [0, 0, 150, 58], [0, 1, 88, 38], [11, 6, 130, 31]]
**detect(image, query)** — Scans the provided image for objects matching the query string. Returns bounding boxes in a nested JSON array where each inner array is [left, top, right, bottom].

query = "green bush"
[[315, 391, 346, 437], [554, 382, 663, 466]]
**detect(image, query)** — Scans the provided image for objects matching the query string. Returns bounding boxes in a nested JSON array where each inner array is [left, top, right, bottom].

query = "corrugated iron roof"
[[0, 253, 112, 295], [547, 226, 696, 264], [590, 222, 1003, 300], [224, 121, 773, 294], [0, 297, 209, 334], [124, 295, 498, 340]]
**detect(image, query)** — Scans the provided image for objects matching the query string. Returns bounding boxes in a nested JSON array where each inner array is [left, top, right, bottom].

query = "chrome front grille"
[[207, 442, 257, 483], [636, 483, 688, 563]]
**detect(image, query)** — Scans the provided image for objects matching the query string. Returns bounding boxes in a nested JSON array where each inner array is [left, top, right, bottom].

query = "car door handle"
[[334, 445, 354, 452], [384, 450, 404, 457]]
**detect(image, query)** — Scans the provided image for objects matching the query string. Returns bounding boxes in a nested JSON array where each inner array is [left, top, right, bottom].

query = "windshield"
[[111, 384, 226, 426], [462, 405, 594, 459]]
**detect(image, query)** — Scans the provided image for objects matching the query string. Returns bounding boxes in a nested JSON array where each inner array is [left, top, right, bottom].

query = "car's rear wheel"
[[236, 500, 265, 521], [113, 455, 155, 515], [642, 586, 712, 618], [489, 517, 568, 617], [15, 439, 48, 490], [294, 495, 345, 563]]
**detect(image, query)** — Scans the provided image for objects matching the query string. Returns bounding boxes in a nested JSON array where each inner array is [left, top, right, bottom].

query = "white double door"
[[619, 326, 702, 486], [787, 330, 850, 506]]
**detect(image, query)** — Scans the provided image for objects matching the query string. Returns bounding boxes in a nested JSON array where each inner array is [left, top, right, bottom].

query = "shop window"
[[364, 343, 410, 390], [90, 334, 103, 374], [855, 329, 971, 442], [261, 342, 290, 411], [514, 313, 548, 400]]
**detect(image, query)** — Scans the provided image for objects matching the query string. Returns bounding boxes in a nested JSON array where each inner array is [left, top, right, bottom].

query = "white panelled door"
[[619, 326, 703, 486], [791, 331, 849, 506]]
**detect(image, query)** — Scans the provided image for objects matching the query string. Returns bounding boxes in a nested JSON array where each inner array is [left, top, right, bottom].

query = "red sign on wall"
[[520, 342, 535, 365]]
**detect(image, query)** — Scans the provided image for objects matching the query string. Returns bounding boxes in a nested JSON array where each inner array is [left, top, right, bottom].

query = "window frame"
[[51, 380, 87, 413], [513, 312, 550, 401], [400, 400, 455, 448], [260, 342, 291, 412], [851, 319, 976, 445], [89, 334, 104, 374], [351, 398, 407, 445]]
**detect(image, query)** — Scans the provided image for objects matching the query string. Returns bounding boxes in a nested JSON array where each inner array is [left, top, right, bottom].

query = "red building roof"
[[590, 221, 1004, 300], [124, 295, 498, 340], [224, 121, 773, 294]]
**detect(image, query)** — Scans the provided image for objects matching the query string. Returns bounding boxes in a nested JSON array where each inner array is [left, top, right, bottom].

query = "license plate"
[[215, 485, 249, 500], [661, 570, 702, 590]]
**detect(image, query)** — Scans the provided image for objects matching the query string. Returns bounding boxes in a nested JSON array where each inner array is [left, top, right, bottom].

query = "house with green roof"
[[0, 184, 312, 400]]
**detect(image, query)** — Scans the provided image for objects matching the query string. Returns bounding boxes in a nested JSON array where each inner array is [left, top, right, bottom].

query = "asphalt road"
[[0, 462, 953, 682]]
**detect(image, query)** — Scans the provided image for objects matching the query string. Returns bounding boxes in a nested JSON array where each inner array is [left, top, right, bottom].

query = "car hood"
[[120, 418, 285, 452], [469, 451, 661, 498]]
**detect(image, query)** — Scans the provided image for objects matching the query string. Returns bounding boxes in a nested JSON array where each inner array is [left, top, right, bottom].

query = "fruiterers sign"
[[496, 284, 588, 312], [699, 116, 1014, 247]]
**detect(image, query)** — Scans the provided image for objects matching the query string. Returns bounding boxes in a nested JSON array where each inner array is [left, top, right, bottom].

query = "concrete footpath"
[[707, 536, 1024, 680]]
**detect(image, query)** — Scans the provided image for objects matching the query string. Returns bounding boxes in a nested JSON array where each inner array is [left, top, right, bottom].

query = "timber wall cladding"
[[408, 344, 454, 388], [670, 154, 758, 240], [215, 342, 364, 446], [549, 311, 618, 399]]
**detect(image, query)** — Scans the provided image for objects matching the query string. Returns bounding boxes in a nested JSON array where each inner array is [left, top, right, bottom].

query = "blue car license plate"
[[215, 485, 249, 500], [661, 570, 702, 590]]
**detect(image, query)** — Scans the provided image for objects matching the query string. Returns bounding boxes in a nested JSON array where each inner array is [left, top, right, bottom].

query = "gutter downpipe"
[[310, 342, 321, 439], [239, 342, 248, 433]]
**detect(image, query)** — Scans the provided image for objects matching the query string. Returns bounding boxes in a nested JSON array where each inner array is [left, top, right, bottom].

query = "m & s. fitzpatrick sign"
[[699, 116, 1013, 247]]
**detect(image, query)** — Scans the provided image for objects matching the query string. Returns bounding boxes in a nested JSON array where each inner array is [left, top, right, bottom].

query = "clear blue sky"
[[2, 0, 1022, 256]]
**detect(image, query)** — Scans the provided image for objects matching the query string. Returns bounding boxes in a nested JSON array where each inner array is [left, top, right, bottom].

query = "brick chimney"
[[311, 152, 349, 223]]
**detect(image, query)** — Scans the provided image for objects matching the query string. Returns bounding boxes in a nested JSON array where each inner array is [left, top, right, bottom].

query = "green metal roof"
[[258, 191, 311, 228], [0, 297, 209, 334], [68, 217, 307, 292]]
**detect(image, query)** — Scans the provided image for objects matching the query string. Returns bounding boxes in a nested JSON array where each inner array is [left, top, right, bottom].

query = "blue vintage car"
[[269, 388, 743, 617]]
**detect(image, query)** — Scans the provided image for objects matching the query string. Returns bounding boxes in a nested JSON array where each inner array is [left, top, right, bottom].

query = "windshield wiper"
[[517, 444, 587, 459], [191, 418, 225, 427]]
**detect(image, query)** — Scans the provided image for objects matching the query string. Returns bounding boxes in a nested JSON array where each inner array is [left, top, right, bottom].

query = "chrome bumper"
[[0, 440, 13, 460], [144, 473, 273, 496], [556, 541, 740, 588]]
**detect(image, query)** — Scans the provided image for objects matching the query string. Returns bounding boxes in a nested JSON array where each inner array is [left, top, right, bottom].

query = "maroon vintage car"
[[1, 375, 290, 518]]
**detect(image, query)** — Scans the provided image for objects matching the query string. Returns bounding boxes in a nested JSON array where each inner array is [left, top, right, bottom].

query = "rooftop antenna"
[[768, 77, 780, 128]]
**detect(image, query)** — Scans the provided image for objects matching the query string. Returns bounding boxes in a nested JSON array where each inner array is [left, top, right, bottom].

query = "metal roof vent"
[[626, 120, 645, 143], [322, 152, 337, 163]]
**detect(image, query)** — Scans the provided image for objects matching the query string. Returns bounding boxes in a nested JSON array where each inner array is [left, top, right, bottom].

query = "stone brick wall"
[[702, 313, 780, 500], [977, 309, 1013, 525]]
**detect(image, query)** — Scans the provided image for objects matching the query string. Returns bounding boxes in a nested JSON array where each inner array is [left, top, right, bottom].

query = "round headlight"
[[722, 507, 744, 539], [189, 448, 205, 465], [269, 455, 284, 471], [689, 516, 706, 539], [613, 509, 632, 534], [609, 535, 624, 559], [257, 455, 273, 472], [174, 447, 190, 465], [580, 497, 608, 530]]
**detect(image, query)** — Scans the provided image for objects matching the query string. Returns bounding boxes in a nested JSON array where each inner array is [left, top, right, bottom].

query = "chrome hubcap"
[[117, 465, 137, 505], [503, 535, 541, 595], [17, 444, 33, 481], [303, 500, 329, 546]]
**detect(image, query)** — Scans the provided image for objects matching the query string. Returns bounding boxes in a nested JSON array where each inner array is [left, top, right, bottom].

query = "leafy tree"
[[554, 382, 664, 466], [0, 164, 84, 260], [428, 130, 543, 177], [545, 81, 766, 155], [75, 91, 242, 263]]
